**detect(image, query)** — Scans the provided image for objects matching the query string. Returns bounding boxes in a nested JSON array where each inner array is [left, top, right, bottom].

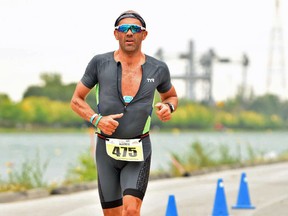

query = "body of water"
[[1, 131, 288, 183]]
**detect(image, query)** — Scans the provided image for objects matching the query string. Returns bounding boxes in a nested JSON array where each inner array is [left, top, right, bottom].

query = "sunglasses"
[[115, 24, 146, 34]]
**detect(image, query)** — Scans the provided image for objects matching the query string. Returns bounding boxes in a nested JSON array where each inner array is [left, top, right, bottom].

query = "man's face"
[[114, 18, 147, 53]]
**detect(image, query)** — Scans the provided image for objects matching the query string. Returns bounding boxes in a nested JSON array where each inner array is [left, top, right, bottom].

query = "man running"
[[71, 10, 178, 216]]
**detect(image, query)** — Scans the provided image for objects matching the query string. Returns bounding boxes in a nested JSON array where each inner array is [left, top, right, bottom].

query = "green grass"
[[64, 149, 97, 184], [168, 141, 287, 177], [0, 151, 49, 192]]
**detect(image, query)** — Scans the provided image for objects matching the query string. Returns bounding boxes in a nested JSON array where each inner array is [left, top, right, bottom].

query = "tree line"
[[1, 73, 288, 130]]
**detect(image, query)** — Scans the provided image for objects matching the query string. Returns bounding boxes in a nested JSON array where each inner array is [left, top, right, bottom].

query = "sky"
[[0, 0, 287, 102]]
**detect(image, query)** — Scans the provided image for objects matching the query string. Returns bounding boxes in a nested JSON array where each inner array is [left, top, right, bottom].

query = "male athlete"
[[71, 10, 178, 216]]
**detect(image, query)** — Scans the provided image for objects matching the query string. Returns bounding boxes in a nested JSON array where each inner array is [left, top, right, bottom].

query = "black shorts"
[[95, 136, 152, 209]]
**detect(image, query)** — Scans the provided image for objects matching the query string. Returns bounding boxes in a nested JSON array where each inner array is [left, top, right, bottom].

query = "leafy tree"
[[279, 101, 288, 122], [0, 93, 10, 102], [40, 73, 62, 86], [23, 72, 61, 100], [18, 97, 83, 126], [0, 94, 20, 126], [23, 73, 96, 109], [247, 94, 281, 116]]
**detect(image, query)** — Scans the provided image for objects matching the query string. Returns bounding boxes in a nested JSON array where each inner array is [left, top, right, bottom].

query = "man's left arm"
[[155, 85, 178, 122]]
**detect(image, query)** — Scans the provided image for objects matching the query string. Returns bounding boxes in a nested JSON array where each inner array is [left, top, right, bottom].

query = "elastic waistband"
[[97, 132, 149, 141]]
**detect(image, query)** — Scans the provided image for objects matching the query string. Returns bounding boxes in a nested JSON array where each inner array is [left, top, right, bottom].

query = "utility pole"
[[267, 0, 286, 98], [179, 40, 196, 100], [199, 49, 215, 104], [241, 53, 249, 100]]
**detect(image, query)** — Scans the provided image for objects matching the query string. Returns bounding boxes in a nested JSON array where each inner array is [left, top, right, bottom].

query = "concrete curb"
[[0, 189, 50, 203], [51, 181, 97, 195], [0, 182, 97, 203]]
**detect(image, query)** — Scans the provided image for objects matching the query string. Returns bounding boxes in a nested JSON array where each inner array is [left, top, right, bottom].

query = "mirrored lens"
[[117, 24, 143, 33], [130, 25, 142, 33]]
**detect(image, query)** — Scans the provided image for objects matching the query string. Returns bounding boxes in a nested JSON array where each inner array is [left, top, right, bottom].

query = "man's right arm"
[[70, 81, 96, 123], [70, 81, 123, 135]]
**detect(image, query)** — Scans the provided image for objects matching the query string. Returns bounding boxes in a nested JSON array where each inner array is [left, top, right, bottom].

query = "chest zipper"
[[117, 63, 144, 112]]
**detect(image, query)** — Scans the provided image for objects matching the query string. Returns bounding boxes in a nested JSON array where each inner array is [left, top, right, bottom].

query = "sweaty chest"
[[121, 67, 142, 97]]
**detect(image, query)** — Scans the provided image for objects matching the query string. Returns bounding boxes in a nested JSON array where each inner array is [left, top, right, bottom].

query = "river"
[[1, 130, 288, 183]]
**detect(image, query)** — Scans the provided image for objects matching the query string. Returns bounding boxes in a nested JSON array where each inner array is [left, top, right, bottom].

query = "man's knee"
[[123, 195, 142, 216], [123, 206, 139, 216], [103, 206, 122, 216]]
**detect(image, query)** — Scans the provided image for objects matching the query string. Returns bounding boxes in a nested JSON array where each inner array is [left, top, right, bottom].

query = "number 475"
[[112, 147, 137, 157]]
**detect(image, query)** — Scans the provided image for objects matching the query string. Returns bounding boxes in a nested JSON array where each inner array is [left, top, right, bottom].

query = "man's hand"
[[155, 103, 171, 122], [97, 113, 123, 135]]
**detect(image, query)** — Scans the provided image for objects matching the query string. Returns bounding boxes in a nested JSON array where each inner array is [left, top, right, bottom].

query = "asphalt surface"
[[1, 162, 287, 216]]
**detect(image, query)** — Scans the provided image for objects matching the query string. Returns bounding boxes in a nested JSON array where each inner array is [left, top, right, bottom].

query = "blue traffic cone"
[[212, 178, 230, 216], [165, 194, 178, 216], [232, 172, 255, 209]]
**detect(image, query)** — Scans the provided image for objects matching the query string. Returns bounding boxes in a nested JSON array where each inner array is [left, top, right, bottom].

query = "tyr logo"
[[147, 78, 155, 82]]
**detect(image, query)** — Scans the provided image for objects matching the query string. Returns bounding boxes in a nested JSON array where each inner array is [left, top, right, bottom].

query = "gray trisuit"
[[81, 51, 172, 209]]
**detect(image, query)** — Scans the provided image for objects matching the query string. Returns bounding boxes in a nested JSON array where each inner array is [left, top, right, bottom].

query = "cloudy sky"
[[0, 0, 287, 101]]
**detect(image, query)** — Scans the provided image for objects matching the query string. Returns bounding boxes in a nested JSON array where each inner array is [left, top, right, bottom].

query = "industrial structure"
[[155, 40, 249, 104], [155, 0, 286, 103], [266, 0, 286, 98]]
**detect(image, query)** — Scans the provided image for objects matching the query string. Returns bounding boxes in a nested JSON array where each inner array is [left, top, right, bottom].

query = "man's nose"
[[126, 28, 133, 34]]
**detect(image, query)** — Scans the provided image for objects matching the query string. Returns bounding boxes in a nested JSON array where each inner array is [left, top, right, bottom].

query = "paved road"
[[1, 162, 288, 216]]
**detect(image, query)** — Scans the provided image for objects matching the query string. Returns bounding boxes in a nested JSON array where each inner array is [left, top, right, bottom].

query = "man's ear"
[[142, 31, 148, 40], [114, 30, 119, 40]]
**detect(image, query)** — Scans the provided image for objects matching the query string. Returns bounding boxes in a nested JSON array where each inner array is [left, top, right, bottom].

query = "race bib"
[[106, 138, 144, 161]]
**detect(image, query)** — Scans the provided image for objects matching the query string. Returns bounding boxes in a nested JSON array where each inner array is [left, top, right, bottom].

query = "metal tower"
[[266, 0, 286, 98], [179, 40, 196, 100], [155, 40, 249, 104], [156, 40, 198, 101]]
